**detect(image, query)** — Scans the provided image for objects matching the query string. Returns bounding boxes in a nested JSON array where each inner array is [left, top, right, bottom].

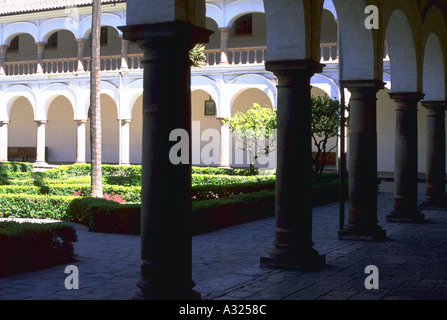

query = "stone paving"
[[1, 181, 447, 300]]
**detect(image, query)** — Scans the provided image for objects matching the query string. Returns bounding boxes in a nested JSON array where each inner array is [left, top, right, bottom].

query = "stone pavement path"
[[1, 181, 447, 300]]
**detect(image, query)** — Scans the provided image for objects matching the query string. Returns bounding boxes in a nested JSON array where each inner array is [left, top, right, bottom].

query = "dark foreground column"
[[338, 80, 387, 241], [420, 101, 446, 209], [387, 93, 425, 223], [120, 22, 211, 300], [260, 60, 326, 271]]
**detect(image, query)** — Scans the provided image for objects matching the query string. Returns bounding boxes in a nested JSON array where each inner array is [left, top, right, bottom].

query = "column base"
[[34, 161, 48, 167], [131, 281, 201, 300], [386, 209, 425, 223], [338, 225, 387, 242], [260, 248, 326, 271]]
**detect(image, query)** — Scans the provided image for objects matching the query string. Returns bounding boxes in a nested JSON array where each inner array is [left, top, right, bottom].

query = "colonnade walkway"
[[1, 181, 447, 300]]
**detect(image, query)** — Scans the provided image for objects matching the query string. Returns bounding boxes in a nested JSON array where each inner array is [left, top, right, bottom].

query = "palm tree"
[[90, 0, 102, 197]]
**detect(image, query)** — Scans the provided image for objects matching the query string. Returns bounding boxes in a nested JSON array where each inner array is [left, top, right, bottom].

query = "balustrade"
[[2, 43, 389, 76]]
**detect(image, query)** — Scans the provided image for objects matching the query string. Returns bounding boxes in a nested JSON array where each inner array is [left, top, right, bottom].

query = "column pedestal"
[[260, 60, 325, 271], [0, 121, 9, 162], [75, 120, 87, 164], [387, 92, 425, 223], [120, 21, 212, 300], [338, 80, 387, 241], [35, 120, 47, 165], [420, 101, 446, 209]]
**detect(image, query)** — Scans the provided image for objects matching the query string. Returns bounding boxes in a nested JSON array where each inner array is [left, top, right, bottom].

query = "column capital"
[[341, 79, 385, 92], [389, 92, 424, 104], [119, 119, 132, 125], [422, 100, 446, 110], [76, 38, 86, 44], [119, 21, 213, 49], [74, 119, 88, 125], [265, 59, 324, 78], [35, 120, 48, 126]]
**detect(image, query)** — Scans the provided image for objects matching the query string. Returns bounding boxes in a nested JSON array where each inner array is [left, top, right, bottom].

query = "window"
[[234, 14, 253, 36], [8, 36, 19, 53], [100, 27, 108, 46], [46, 33, 58, 49]]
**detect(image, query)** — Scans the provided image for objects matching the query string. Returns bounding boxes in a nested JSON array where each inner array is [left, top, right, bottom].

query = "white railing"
[[1, 42, 391, 76]]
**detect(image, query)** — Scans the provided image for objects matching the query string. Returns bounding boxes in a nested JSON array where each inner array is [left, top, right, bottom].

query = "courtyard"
[[1, 180, 446, 302]]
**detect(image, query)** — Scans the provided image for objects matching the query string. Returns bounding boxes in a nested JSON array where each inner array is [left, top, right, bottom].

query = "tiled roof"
[[0, 0, 122, 15]]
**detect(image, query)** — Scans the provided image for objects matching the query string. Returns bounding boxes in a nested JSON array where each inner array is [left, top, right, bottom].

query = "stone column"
[[420, 101, 446, 209], [120, 21, 212, 300], [75, 120, 87, 164], [120, 119, 131, 165], [338, 80, 387, 241], [0, 45, 7, 76], [260, 60, 326, 271], [35, 42, 46, 74], [35, 120, 47, 165], [76, 39, 86, 72], [386, 92, 425, 223], [0, 121, 9, 162], [218, 118, 230, 168], [120, 38, 129, 71], [219, 27, 230, 65]]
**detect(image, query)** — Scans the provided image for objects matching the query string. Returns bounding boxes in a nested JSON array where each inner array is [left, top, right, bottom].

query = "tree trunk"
[[90, 0, 102, 198]]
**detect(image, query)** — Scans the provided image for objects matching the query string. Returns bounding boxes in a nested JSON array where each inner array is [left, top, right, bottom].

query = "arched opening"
[[320, 8, 338, 61], [385, 9, 418, 92], [191, 89, 221, 166], [130, 95, 143, 164], [86, 94, 119, 164], [43, 30, 78, 73], [85, 26, 121, 70], [205, 17, 220, 50], [230, 88, 274, 168], [46, 96, 76, 163], [8, 97, 36, 161], [6, 34, 37, 62]]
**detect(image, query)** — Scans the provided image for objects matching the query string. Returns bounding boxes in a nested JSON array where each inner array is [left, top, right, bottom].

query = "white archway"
[[423, 33, 445, 101]]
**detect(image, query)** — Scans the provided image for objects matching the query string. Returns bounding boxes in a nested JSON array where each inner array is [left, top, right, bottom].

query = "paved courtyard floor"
[[1, 181, 447, 301]]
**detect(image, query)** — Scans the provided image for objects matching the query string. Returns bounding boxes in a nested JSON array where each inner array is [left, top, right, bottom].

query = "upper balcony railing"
[[1, 42, 389, 77]]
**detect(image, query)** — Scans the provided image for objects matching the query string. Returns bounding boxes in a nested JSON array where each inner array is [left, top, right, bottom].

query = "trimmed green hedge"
[[65, 181, 342, 235], [0, 162, 34, 173], [0, 221, 77, 277], [0, 195, 76, 220]]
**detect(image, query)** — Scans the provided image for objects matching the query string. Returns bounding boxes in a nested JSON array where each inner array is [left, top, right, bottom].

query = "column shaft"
[[120, 38, 129, 70], [260, 60, 325, 271], [35, 42, 46, 74], [0, 45, 7, 75], [219, 27, 230, 65], [218, 119, 230, 168], [75, 120, 87, 164], [0, 121, 9, 162], [76, 39, 86, 72], [120, 21, 212, 300], [421, 101, 446, 209], [35, 120, 47, 165], [120, 119, 131, 165], [338, 80, 387, 241], [387, 92, 425, 223]]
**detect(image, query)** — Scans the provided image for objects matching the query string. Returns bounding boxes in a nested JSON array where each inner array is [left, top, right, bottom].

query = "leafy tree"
[[311, 95, 348, 180], [189, 44, 206, 67], [223, 103, 277, 175]]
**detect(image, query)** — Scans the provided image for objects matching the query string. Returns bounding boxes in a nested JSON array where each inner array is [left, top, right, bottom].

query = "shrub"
[[0, 221, 77, 277], [0, 194, 75, 220], [0, 162, 34, 174]]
